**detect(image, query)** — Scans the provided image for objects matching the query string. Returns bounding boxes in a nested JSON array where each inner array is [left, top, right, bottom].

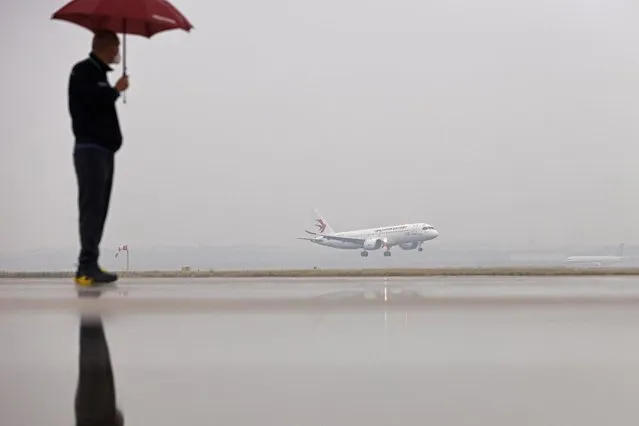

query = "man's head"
[[92, 30, 121, 65]]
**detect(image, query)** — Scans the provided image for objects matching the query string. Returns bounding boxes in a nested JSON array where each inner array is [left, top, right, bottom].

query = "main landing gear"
[[417, 243, 423, 252], [360, 249, 392, 257]]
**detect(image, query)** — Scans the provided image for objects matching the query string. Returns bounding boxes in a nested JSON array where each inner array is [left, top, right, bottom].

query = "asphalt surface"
[[2, 276, 639, 425]]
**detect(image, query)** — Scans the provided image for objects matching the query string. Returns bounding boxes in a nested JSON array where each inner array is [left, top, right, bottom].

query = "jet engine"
[[362, 238, 384, 250], [399, 241, 418, 250]]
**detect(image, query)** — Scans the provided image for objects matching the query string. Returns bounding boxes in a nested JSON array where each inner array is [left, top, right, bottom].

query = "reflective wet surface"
[[2, 277, 639, 425]]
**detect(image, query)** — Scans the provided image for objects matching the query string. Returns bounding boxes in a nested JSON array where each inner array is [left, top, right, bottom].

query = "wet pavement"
[[2, 276, 639, 425]]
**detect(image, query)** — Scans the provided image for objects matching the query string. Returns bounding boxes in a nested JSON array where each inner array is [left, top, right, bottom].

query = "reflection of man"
[[68, 30, 129, 287], [75, 314, 124, 426]]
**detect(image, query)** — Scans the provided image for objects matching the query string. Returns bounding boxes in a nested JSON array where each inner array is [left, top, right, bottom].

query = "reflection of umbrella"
[[51, 0, 193, 78]]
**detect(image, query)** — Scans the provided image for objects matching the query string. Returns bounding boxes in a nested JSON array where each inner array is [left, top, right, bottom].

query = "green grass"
[[3, 267, 639, 278]]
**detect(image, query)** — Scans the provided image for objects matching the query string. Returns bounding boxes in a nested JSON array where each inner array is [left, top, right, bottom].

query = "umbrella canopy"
[[52, 0, 193, 37]]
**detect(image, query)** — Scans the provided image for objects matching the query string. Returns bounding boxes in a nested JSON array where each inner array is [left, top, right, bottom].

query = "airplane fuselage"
[[299, 210, 439, 257], [310, 223, 438, 250]]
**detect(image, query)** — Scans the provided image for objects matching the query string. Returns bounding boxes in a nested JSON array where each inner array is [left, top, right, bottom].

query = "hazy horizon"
[[1, 241, 635, 272]]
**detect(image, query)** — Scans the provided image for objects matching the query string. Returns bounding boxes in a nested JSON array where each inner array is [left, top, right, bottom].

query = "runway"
[[3, 277, 639, 425], [3, 275, 639, 312]]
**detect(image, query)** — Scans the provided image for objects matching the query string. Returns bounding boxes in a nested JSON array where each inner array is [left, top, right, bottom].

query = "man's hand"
[[114, 75, 129, 92]]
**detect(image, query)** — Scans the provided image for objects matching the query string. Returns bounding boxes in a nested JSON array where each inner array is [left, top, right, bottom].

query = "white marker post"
[[115, 245, 130, 271]]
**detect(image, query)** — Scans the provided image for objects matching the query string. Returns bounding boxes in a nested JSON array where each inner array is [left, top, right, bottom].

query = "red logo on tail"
[[315, 219, 327, 233]]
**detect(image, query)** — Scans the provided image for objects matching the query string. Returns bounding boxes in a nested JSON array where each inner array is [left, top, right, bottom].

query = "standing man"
[[68, 30, 129, 287]]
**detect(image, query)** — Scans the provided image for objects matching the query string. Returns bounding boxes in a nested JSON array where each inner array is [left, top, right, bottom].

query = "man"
[[68, 30, 129, 287]]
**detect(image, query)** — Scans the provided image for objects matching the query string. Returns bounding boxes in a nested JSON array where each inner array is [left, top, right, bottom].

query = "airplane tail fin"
[[312, 209, 335, 235], [616, 243, 625, 257]]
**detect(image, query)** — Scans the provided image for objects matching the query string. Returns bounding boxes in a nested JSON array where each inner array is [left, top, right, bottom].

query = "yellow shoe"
[[74, 275, 94, 287], [74, 266, 118, 286]]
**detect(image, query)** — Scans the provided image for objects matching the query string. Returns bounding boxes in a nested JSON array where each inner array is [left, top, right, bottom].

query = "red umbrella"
[[52, 0, 193, 96]]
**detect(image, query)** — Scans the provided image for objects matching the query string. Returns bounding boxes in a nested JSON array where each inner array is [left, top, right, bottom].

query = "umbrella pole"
[[122, 19, 127, 104]]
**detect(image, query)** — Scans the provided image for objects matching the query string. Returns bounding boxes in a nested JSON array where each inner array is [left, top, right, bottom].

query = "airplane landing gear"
[[360, 251, 369, 257], [383, 250, 391, 257], [417, 247, 423, 252]]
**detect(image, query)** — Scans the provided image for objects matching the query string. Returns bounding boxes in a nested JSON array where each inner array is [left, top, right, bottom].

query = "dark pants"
[[75, 315, 122, 426], [74, 147, 114, 270]]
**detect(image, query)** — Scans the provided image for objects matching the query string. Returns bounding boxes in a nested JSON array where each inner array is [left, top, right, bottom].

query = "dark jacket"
[[68, 53, 123, 153]]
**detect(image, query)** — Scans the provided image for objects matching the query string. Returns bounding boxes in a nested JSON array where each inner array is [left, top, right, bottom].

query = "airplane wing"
[[304, 230, 366, 244]]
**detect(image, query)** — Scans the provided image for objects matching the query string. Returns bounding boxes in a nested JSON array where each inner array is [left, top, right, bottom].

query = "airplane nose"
[[431, 229, 439, 238]]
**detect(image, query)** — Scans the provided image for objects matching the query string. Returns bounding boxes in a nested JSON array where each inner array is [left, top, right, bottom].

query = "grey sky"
[[3, 0, 639, 254]]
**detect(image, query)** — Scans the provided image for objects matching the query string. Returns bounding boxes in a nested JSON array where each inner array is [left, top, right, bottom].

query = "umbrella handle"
[[122, 21, 127, 104]]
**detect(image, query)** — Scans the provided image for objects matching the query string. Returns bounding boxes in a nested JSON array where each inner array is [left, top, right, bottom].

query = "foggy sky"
[[3, 0, 639, 254]]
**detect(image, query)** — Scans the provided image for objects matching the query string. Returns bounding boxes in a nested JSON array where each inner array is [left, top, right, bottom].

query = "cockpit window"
[[422, 226, 433, 230]]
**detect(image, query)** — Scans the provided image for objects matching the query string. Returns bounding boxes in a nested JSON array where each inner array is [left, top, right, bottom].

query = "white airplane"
[[298, 210, 439, 257], [564, 243, 625, 267]]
